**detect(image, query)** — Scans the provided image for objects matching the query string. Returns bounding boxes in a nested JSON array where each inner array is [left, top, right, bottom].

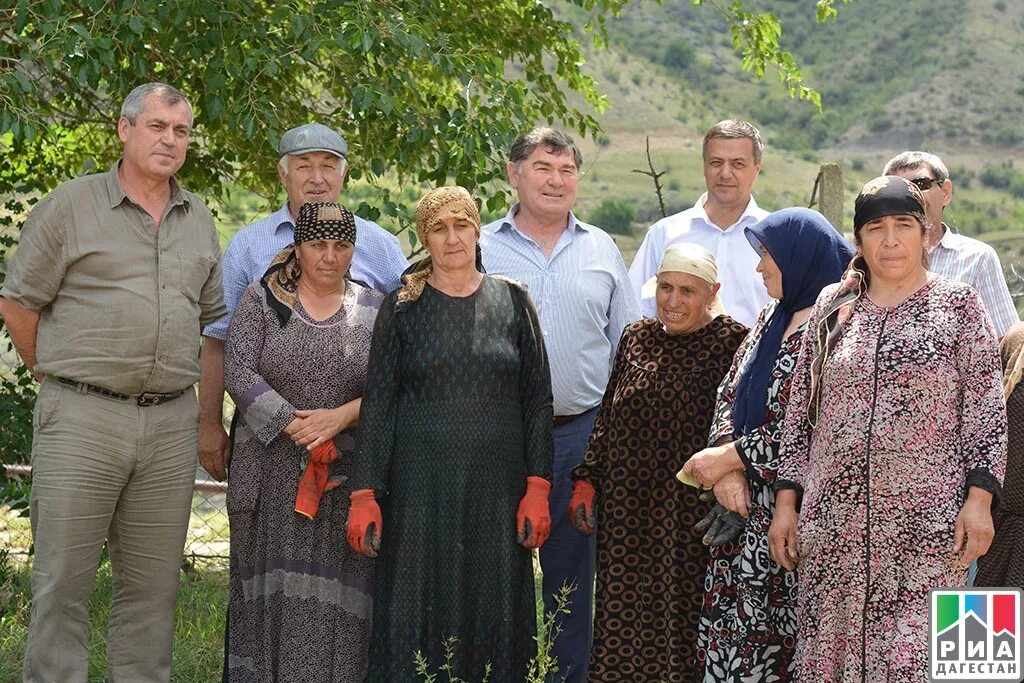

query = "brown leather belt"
[[552, 413, 584, 428], [55, 377, 186, 407]]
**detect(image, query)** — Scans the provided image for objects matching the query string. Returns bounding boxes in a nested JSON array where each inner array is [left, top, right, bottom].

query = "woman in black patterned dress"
[[345, 186, 554, 681], [976, 321, 1024, 588], [569, 243, 747, 682], [682, 208, 853, 682]]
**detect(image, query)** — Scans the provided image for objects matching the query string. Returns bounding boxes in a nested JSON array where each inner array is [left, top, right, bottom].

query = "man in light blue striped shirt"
[[883, 151, 1018, 338], [197, 123, 408, 482], [480, 128, 640, 683]]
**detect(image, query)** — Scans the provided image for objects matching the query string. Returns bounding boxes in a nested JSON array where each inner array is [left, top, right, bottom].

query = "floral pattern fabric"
[[697, 301, 800, 683], [778, 277, 1006, 682]]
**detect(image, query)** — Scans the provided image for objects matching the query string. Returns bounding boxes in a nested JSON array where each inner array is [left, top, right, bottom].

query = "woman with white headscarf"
[[569, 243, 748, 682]]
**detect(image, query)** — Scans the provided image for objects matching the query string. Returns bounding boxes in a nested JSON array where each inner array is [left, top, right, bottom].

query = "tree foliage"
[[0, 1, 840, 487], [693, 0, 847, 111], [0, 0, 634, 222]]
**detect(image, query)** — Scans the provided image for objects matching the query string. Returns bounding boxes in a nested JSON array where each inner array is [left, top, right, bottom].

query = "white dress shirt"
[[629, 193, 771, 327]]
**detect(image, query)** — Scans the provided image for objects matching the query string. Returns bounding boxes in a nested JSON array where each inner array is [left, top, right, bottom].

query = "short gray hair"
[[277, 154, 349, 177], [703, 119, 764, 165], [120, 83, 193, 125], [509, 127, 583, 170], [883, 151, 949, 182]]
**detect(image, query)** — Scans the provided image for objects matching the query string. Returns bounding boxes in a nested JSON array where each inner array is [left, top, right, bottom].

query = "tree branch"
[[631, 136, 667, 218]]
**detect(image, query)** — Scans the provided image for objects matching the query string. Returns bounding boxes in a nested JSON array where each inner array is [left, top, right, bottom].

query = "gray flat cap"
[[278, 123, 348, 158]]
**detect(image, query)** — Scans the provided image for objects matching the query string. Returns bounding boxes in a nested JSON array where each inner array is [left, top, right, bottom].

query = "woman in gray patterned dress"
[[224, 202, 384, 682]]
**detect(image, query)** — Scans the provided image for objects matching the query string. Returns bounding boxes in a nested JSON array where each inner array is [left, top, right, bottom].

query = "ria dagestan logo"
[[929, 588, 1023, 682]]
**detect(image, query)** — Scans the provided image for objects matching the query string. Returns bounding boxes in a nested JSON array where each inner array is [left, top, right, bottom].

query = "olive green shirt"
[[0, 162, 227, 394]]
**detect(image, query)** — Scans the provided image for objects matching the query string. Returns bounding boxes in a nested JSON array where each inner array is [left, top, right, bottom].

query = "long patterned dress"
[[976, 321, 1024, 588], [350, 276, 553, 682], [572, 315, 748, 682], [779, 277, 1007, 682], [223, 281, 383, 683], [697, 302, 801, 682]]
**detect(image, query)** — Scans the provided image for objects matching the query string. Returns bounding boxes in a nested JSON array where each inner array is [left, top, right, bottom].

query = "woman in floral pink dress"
[[771, 176, 1007, 682]]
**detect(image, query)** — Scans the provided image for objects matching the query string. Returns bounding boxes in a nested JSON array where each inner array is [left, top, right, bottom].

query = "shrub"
[[867, 109, 893, 133], [662, 39, 696, 70], [588, 198, 636, 235]]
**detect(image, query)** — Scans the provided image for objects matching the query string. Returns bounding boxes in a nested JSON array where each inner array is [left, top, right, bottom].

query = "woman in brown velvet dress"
[[568, 244, 748, 682]]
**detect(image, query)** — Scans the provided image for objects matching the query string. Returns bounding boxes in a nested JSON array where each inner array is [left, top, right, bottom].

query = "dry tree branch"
[[631, 136, 667, 218]]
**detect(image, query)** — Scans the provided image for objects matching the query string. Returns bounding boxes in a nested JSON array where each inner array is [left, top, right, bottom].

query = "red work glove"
[[516, 476, 552, 549], [294, 442, 339, 520], [347, 488, 382, 557], [568, 479, 596, 536], [295, 461, 329, 519], [310, 440, 338, 464]]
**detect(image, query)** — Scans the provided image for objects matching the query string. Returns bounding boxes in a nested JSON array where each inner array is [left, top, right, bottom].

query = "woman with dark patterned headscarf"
[[223, 201, 384, 682], [681, 208, 854, 682], [771, 176, 1007, 682], [346, 186, 554, 681]]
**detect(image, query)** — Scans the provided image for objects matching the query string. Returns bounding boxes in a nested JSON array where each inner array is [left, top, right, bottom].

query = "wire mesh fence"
[[1, 465, 231, 570]]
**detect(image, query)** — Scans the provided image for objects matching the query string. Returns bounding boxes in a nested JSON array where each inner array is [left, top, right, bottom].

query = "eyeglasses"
[[910, 176, 945, 191]]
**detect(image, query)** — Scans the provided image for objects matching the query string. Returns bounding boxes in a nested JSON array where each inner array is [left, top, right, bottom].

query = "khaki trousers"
[[23, 378, 198, 683]]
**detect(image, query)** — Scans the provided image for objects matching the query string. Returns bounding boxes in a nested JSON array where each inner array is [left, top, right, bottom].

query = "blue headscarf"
[[731, 208, 855, 435]]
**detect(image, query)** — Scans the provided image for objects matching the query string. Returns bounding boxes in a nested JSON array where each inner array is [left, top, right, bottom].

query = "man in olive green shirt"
[[0, 83, 225, 683]]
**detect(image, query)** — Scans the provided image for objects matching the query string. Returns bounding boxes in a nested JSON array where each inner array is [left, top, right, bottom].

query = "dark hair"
[[702, 119, 764, 164], [509, 127, 583, 169]]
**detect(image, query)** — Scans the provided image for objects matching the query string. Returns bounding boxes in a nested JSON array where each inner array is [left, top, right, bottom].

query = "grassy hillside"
[[549, 0, 1024, 259], [208, 0, 1024, 285]]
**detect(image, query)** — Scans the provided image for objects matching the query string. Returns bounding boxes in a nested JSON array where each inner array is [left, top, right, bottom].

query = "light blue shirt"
[[480, 205, 641, 415], [929, 224, 1018, 338], [203, 204, 408, 340]]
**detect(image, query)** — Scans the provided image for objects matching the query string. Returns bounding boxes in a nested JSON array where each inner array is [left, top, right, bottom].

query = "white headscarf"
[[641, 243, 727, 318]]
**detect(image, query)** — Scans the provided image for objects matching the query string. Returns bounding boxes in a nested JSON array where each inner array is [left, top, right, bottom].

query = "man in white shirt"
[[630, 120, 771, 327], [883, 151, 1018, 338]]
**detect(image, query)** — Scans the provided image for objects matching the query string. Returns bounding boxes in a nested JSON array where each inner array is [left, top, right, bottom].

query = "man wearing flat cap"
[[0, 82, 226, 682], [198, 122, 408, 482]]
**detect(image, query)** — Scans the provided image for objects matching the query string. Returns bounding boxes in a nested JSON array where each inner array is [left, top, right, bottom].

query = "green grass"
[[0, 554, 228, 683], [0, 549, 563, 683]]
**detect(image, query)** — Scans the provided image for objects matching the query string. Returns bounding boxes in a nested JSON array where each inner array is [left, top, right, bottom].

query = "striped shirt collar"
[[489, 203, 591, 236], [936, 223, 967, 251]]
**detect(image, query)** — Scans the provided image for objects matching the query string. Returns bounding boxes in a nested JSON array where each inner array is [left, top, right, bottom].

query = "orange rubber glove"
[[310, 440, 339, 464], [568, 479, 596, 536], [516, 476, 552, 549], [294, 442, 338, 519], [347, 488, 382, 557]]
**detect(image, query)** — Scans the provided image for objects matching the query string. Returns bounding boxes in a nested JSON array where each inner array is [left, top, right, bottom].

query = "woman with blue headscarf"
[[680, 207, 854, 682]]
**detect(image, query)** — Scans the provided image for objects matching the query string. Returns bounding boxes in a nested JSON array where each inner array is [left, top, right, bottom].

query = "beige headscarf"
[[640, 243, 726, 318], [1002, 322, 1024, 399], [396, 186, 482, 308]]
